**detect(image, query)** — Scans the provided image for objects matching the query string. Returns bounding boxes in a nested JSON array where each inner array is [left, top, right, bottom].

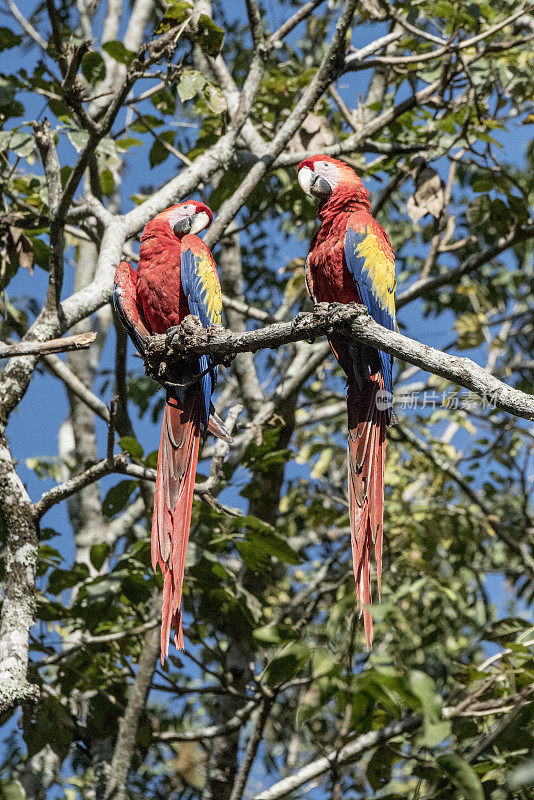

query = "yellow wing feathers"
[[196, 250, 222, 325], [354, 232, 396, 318]]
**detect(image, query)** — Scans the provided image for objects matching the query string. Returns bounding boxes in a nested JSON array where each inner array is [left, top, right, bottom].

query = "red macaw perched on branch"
[[297, 156, 396, 648], [114, 201, 225, 662]]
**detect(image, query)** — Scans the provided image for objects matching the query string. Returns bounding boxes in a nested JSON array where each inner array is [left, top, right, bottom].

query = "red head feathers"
[[297, 155, 370, 210]]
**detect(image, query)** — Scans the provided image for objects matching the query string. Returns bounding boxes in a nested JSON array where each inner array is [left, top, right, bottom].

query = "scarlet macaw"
[[297, 156, 396, 648], [114, 201, 225, 661]]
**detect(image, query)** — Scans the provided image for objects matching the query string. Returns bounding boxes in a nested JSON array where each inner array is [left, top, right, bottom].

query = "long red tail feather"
[[151, 389, 201, 663], [347, 372, 386, 650]]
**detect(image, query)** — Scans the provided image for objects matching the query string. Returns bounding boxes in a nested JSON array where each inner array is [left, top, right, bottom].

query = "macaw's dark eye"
[[173, 217, 192, 236]]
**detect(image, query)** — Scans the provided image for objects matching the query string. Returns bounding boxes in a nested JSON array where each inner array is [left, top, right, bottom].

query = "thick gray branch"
[[145, 304, 534, 421], [0, 434, 40, 713]]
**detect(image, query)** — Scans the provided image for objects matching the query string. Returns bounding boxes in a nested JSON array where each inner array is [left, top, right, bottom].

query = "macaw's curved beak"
[[173, 217, 192, 236], [172, 211, 211, 237], [298, 166, 332, 198]]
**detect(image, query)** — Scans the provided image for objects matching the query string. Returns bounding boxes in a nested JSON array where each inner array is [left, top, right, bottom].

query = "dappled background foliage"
[[0, 0, 533, 798]]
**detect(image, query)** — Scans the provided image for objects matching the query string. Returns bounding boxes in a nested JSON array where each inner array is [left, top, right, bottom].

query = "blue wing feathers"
[[180, 244, 221, 427], [344, 226, 395, 399]]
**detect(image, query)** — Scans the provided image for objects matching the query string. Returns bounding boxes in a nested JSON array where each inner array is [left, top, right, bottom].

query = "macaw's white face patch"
[[298, 161, 339, 198], [298, 165, 315, 194], [312, 160, 340, 191]]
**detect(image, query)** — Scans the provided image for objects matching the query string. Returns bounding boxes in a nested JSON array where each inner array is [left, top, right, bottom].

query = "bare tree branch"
[[156, 699, 258, 742], [34, 454, 241, 519], [204, 0, 360, 247], [0, 332, 96, 358], [273, 79, 441, 167], [229, 695, 274, 800], [3, 0, 48, 50], [345, 7, 532, 70]]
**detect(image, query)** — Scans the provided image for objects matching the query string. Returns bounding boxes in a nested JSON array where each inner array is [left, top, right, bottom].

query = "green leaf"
[[102, 40, 135, 66], [35, 597, 69, 621], [484, 616, 532, 645], [0, 131, 12, 151], [0, 77, 23, 116], [119, 435, 144, 460], [472, 179, 493, 192], [0, 779, 25, 799], [102, 480, 137, 519], [29, 237, 49, 271], [237, 528, 299, 571], [366, 746, 397, 791], [436, 754, 484, 800], [23, 696, 74, 758], [151, 89, 176, 115], [67, 128, 90, 152], [90, 542, 111, 571], [148, 130, 175, 168], [116, 137, 143, 151], [0, 27, 22, 51], [295, 702, 319, 728], [99, 168, 114, 196], [196, 14, 225, 57], [158, 0, 194, 29], [408, 670, 442, 723], [253, 624, 299, 645], [10, 132, 35, 158], [131, 115, 162, 133], [47, 563, 90, 594], [81, 51, 106, 85], [312, 648, 337, 678], [177, 69, 206, 102], [419, 720, 452, 748], [262, 642, 310, 686], [144, 449, 158, 469]]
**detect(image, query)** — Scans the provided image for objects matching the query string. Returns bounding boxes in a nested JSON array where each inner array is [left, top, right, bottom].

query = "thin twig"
[[251, 716, 422, 800], [155, 699, 259, 742], [269, 0, 326, 45], [3, 0, 48, 50], [230, 694, 275, 800], [107, 395, 118, 463], [43, 353, 110, 422]]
